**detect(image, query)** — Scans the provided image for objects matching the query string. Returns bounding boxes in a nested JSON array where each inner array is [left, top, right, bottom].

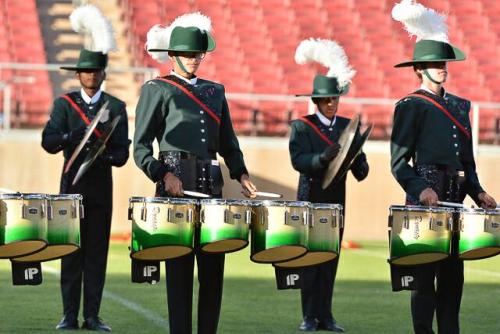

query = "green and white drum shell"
[[389, 205, 453, 266], [200, 199, 251, 253], [13, 194, 83, 262], [0, 193, 48, 258], [130, 197, 196, 261], [250, 200, 309, 263], [458, 208, 500, 260], [275, 203, 343, 268]]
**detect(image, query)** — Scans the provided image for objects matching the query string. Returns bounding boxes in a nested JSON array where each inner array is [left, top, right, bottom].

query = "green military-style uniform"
[[42, 89, 129, 323], [391, 89, 484, 203], [133, 75, 247, 184]]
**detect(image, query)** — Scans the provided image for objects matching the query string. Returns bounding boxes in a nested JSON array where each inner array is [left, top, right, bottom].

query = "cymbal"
[[322, 114, 360, 189]]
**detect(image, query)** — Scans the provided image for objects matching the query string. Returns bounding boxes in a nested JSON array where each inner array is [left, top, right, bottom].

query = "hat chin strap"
[[175, 56, 194, 77], [423, 69, 444, 85]]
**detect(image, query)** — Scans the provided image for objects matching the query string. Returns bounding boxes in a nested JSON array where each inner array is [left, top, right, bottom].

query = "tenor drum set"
[[128, 197, 344, 268], [388, 205, 500, 266], [0, 193, 83, 262]]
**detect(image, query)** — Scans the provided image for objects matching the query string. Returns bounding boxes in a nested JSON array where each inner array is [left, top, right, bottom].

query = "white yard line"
[[347, 248, 500, 278], [43, 265, 168, 329]]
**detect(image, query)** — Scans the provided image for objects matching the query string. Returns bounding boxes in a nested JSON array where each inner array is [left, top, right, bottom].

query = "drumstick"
[[436, 201, 465, 208], [183, 190, 210, 198], [254, 191, 283, 198]]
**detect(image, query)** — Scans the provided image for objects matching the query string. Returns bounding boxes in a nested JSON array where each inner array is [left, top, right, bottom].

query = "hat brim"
[[60, 66, 105, 71], [295, 86, 349, 97], [148, 33, 216, 53], [394, 46, 466, 68]]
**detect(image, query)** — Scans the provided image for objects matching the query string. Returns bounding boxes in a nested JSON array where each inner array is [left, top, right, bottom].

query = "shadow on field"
[[1, 269, 499, 334]]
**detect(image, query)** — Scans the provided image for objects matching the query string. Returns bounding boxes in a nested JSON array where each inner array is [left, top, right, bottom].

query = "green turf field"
[[1, 241, 499, 333]]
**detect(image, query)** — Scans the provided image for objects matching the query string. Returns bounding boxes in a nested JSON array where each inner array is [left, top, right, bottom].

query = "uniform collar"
[[80, 88, 102, 104], [419, 84, 447, 98], [315, 111, 337, 127], [171, 71, 198, 85]]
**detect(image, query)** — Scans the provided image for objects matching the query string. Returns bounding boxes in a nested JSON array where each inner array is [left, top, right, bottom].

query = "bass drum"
[[13, 194, 83, 262], [129, 197, 196, 261], [0, 193, 48, 258]]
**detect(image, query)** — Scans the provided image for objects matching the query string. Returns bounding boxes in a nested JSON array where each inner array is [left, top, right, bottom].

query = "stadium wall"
[[0, 131, 498, 241]]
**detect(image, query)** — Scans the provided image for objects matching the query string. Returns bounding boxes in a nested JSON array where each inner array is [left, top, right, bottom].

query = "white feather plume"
[[145, 24, 170, 63], [392, 0, 448, 42], [295, 38, 356, 89], [70, 4, 116, 53]]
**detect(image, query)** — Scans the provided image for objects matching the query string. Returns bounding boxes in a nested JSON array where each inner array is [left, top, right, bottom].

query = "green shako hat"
[[146, 12, 216, 62], [294, 38, 355, 97], [60, 49, 108, 71], [392, 0, 465, 68], [60, 4, 116, 71]]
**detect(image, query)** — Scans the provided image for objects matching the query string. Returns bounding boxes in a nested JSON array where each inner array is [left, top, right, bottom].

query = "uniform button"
[[453, 125, 456, 129], [201, 120, 205, 123], [453, 134, 457, 138], [201, 138, 206, 142], [454, 143, 458, 147], [199, 110, 204, 114], [456, 152, 459, 156], [201, 129, 205, 133]]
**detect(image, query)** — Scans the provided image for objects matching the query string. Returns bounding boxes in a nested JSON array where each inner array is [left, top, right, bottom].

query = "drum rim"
[[0, 193, 46, 200], [250, 200, 310, 207], [390, 205, 455, 213], [310, 203, 343, 210], [129, 196, 199, 204], [47, 194, 83, 200], [200, 198, 251, 205], [457, 208, 500, 215]]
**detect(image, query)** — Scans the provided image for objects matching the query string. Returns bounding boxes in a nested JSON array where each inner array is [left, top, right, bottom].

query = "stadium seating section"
[[0, 0, 498, 142]]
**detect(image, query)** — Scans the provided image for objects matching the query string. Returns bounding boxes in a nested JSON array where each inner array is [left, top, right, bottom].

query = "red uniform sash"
[[62, 94, 103, 138], [298, 116, 334, 145], [155, 77, 221, 125]]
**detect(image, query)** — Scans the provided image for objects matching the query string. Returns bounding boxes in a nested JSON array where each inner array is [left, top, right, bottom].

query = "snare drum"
[[458, 208, 500, 260], [0, 193, 48, 258], [200, 199, 251, 253], [275, 203, 342, 268], [389, 205, 453, 266], [250, 200, 309, 263], [13, 194, 83, 262], [129, 197, 196, 261]]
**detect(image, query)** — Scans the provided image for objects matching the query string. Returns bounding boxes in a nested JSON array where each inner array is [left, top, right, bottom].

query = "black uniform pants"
[[301, 228, 344, 322], [165, 226, 225, 334], [60, 196, 112, 319], [411, 233, 464, 334]]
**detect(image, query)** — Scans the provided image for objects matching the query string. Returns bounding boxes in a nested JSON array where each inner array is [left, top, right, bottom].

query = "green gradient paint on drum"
[[250, 203, 308, 263], [0, 195, 48, 258], [130, 199, 195, 260], [200, 200, 250, 253], [14, 196, 83, 262], [389, 207, 452, 266], [459, 209, 500, 260]]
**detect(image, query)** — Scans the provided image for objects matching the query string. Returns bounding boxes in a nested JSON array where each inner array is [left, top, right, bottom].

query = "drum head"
[[390, 253, 449, 266], [201, 239, 248, 253], [131, 246, 193, 261], [274, 251, 338, 268], [12, 244, 79, 262], [460, 247, 500, 261], [251, 245, 307, 263], [0, 240, 47, 259]]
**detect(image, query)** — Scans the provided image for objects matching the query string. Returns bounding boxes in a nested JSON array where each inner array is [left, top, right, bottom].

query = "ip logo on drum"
[[401, 275, 414, 287], [143, 266, 157, 277], [286, 274, 300, 286], [24, 267, 39, 280]]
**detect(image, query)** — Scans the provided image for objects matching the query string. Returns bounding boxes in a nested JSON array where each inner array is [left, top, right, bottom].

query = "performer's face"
[[76, 70, 105, 90], [417, 62, 448, 84], [169, 52, 205, 77], [317, 96, 339, 120]]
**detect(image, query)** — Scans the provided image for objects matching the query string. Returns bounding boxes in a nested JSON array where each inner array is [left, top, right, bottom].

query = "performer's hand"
[[478, 192, 497, 209], [419, 187, 438, 206], [240, 174, 257, 198], [319, 143, 341, 164], [63, 125, 86, 143], [163, 172, 184, 197]]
